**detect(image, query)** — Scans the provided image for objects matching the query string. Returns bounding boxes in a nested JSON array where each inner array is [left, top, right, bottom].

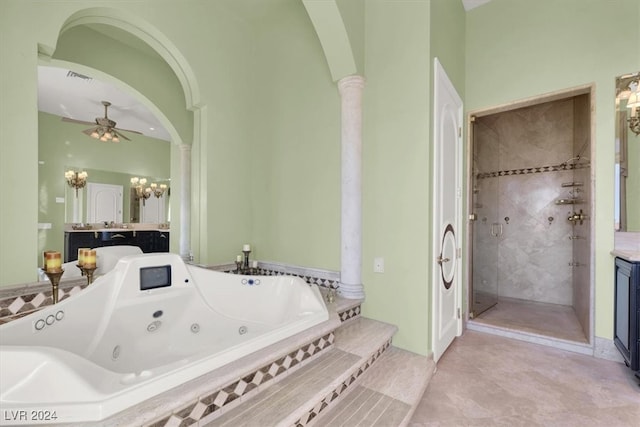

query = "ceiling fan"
[[61, 100, 142, 142]]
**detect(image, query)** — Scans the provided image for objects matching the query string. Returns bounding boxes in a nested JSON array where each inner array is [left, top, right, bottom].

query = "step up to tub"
[[203, 318, 433, 426], [311, 346, 436, 426]]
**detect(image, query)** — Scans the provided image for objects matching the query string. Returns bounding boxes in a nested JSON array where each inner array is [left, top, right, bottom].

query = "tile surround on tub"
[[0, 261, 348, 325]]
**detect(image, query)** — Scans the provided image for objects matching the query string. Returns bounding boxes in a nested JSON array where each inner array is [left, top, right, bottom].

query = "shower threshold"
[[467, 297, 592, 355]]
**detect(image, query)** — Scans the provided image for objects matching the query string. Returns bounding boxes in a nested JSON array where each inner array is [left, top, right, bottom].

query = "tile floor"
[[410, 331, 640, 426], [471, 297, 588, 343]]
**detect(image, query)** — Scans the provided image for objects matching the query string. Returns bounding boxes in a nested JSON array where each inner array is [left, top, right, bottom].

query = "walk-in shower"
[[468, 90, 592, 345]]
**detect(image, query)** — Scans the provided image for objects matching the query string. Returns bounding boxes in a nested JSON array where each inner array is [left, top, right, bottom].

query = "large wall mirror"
[[63, 167, 170, 225], [615, 71, 640, 232]]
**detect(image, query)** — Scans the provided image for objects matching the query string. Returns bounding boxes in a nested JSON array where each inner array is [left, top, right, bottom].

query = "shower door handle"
[[490, 222, 503, 237]]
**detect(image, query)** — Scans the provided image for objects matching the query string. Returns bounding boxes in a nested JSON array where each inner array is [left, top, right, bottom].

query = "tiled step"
[[203, 318, 398, 426], [311, 346, 436, 426]]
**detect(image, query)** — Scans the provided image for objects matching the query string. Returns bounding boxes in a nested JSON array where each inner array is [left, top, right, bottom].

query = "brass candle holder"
[[81, 265, 97, 285], [44, 269, 64, 304], [76, 264, 86, 276]]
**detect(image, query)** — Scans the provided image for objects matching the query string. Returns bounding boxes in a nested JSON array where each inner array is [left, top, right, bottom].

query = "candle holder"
[[235, 260, 242, 274], [82, 265, 97, 285], [243, 250, 251, 271], [44, 269, 64, 304], [76, 264, 86, 276]]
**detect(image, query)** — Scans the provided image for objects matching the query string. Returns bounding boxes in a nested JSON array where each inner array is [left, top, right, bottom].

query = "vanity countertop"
[[611, 249, 640, 262], [66, 228, 170, 233], [613, 232, 640, 262]]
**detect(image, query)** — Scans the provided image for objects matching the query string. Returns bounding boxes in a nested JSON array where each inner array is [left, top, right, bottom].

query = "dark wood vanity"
[[614, 256, 640, 379], [64, 230, 170, 262]]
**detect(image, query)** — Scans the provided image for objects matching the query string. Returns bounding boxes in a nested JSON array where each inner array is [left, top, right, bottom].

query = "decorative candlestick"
[[76, 264, 86, 276], [242, 244, 251, 271], [44, 269, 64, 304], [81, 265, 97, 285]]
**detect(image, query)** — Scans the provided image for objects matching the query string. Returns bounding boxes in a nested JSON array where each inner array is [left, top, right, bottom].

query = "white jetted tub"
[[0, 253, 328, 425]]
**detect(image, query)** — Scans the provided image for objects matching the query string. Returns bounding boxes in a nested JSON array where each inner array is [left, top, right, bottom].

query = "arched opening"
[[37, 8, 203, 263]]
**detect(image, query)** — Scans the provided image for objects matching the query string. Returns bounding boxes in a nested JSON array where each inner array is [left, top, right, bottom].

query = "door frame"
[[465, 84, 596, 349], [431, 58, 463, 362]]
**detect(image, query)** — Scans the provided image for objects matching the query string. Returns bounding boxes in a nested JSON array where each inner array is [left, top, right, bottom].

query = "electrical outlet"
[[373, 257, 384, 273]]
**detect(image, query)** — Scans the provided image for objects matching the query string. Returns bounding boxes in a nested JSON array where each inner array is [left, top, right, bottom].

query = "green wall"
[[362, 0, 432, 354], [465, 0, 640, 340], [249, 0, 341, 269]]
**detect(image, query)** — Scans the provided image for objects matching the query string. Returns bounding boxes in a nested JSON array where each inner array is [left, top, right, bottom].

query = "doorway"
[[467, 87, 594, 348]]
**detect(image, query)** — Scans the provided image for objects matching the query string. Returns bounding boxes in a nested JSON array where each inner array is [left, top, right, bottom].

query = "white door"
[[141, 193, 166, 224], [432, 58, 463, 362], [87, 183, 123, 223]]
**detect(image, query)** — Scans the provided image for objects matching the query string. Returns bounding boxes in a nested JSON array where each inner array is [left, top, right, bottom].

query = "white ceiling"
[[38, 0, 490, 143], [38, 66, 171, 142]]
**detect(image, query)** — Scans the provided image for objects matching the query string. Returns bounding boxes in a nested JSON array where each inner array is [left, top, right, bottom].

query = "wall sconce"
[[627, 80, 640, 136], [150, 183, 168, 198], [65, 170, 88, 197], [131, 177, 152, 205]]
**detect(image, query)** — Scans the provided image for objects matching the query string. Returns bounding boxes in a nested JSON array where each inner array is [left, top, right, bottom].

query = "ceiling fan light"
[[103, 131, 112, 139], [112, 136, 119, 143], [100, 136, 108, 142], [90, 130, 100, 139]]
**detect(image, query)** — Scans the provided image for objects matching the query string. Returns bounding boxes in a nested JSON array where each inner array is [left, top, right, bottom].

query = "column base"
[[339, 282, 365, 300]]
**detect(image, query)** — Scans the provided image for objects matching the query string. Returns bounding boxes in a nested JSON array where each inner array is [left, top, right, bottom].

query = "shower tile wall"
[[474, 99, 576, 305], [572, 94, 591, 338]]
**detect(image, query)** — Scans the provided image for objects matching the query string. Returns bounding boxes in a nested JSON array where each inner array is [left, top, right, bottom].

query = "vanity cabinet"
[[614, 257, 640, 373], [64, 230, 170, 262]]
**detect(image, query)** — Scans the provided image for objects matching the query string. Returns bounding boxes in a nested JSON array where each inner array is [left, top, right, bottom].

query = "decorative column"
[[338, 75, 365, 299], [179, 143, 192, 261]]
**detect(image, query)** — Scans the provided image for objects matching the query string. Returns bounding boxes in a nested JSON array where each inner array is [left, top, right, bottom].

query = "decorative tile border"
[[226, 266, 340, 290], [476, 161, 589, 180], [338, 305, 361, 323], [143, 332, 335, 427], [294, 338, 393, 426], [0, 283, 87, 325]]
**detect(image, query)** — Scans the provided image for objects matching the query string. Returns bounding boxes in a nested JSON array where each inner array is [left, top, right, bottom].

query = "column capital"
[[179, 143, 192, 152], [338, 75, 365, 95]]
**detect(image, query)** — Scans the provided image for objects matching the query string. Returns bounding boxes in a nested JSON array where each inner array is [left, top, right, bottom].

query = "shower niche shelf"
[[555, 198, 584, 205]]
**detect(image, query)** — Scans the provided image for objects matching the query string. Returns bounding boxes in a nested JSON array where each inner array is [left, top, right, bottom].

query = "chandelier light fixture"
[[65, 169, 88, 197]]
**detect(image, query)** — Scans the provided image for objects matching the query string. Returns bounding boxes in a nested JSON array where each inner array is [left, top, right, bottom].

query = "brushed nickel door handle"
[[437, 256, 450, 265]]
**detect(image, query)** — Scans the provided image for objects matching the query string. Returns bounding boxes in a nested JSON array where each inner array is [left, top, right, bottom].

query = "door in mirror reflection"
[[140, 193, 166, 223], [87, 183, 123, 223]]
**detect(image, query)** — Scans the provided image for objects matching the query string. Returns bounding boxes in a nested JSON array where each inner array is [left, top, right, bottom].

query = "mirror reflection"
[[64, 167, 170, 225], [615, 71, 640, 232]]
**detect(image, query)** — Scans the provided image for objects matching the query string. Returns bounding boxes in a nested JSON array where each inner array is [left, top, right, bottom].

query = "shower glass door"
[[470, 117, 499, 317]]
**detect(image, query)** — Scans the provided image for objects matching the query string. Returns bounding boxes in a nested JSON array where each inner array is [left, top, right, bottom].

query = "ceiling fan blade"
[[114, 127, 143, 135], [113, 130, 131, 141], [62, 117, 97, 126]]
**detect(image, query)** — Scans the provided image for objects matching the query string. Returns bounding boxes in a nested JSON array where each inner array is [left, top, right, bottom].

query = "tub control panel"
[[33, 310, 65, 332], [140, 265, 172, 291]]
